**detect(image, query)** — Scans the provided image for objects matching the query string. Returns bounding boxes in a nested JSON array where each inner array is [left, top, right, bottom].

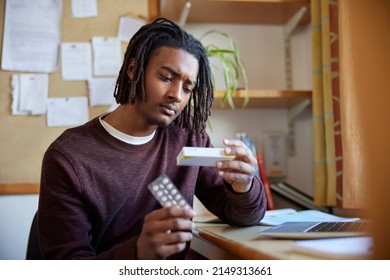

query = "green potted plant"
[[200, 30, 249, 109]]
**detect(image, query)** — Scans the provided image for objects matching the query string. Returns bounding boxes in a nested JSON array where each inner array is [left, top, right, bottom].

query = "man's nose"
[[168, 83, 182, 103]]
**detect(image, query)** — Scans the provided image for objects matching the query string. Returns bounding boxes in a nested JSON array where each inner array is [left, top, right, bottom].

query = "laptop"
[[261, 220, 370, 239]]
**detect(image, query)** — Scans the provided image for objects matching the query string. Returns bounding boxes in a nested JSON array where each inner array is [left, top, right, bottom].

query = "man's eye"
[[160, 74, 172, 82], [183, 88, 193, 94]]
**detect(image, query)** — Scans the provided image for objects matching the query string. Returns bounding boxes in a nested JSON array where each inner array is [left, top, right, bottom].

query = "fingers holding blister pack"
[[148, 175, 191, 209]]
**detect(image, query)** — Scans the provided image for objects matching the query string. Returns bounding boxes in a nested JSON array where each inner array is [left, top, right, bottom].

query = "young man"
[[38, 18, 266, 259]]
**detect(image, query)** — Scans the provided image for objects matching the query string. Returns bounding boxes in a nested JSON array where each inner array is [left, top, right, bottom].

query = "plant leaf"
[[200, 30, 249, 109]]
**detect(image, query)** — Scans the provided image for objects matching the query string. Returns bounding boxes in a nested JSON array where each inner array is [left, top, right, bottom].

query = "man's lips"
[[160, 104, 178, 116]]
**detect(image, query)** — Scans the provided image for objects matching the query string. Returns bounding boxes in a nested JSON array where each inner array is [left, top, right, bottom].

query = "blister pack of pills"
[[148, 174, 191, 209]]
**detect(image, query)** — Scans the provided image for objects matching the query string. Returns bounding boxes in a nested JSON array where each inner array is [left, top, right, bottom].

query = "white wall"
[[0, 195, 38, 260], [0, 22, 312, 260]]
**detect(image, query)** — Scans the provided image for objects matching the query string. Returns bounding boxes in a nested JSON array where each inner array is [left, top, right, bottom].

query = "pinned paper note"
[[88, 77, 116, 106], [61, 43, 92, 81], [47, 97, 89, 127], [91, 37, 121, 77], [1, 0, 62, 73], [11, 74, 49, 115], [117, 16, 145, 42], [71, 0, 98, 18]]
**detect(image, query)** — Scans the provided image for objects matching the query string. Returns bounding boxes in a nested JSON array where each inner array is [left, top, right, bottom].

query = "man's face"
[[129, 46, 199, 128]]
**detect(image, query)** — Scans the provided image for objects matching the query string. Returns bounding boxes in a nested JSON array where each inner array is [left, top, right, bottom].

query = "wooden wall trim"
[[0, 183, 39, 195], [148, 0, 160, 22]]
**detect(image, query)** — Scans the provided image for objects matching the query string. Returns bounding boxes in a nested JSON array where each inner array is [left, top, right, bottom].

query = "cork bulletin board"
[[0, 0, 149, 194]]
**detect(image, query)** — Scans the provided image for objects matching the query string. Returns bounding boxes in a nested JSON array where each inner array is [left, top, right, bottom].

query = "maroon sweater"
[[38, 116, 266, 259]]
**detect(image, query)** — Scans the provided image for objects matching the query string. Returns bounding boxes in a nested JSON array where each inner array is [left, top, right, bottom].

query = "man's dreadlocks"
[[113, 18, 214, 136]]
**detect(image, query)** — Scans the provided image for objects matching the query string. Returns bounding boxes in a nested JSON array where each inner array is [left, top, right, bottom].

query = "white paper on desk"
[[117, 16, 145, 42], [47, 97, 89, 127], [71, 0, 98, 18], [88, 77, 117, 106], [61, 43, 92, 81], [11, 74, 49, 115], [1, 0, 62, 73], [293, 236, 374, 259], [92, 37, 122, 77], [264, 208, 296, 217], [259, 209, 360, 226]]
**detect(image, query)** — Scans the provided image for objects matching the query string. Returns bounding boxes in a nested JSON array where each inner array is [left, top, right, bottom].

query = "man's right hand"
[[136, 206, 196, 259]]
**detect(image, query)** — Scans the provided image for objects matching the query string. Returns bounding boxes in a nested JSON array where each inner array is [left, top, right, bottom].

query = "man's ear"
[[127, 59, 136, 80]]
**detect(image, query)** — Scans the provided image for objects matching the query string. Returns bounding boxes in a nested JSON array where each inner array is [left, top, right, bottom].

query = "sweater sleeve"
[[195, 167, 267, 226]]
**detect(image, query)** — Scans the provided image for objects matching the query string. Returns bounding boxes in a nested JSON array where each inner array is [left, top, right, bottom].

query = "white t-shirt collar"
[[99, 113, 155, 145]]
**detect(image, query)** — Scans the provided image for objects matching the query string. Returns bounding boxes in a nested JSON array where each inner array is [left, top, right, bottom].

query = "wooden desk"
[[191, 222, 322, 260]]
